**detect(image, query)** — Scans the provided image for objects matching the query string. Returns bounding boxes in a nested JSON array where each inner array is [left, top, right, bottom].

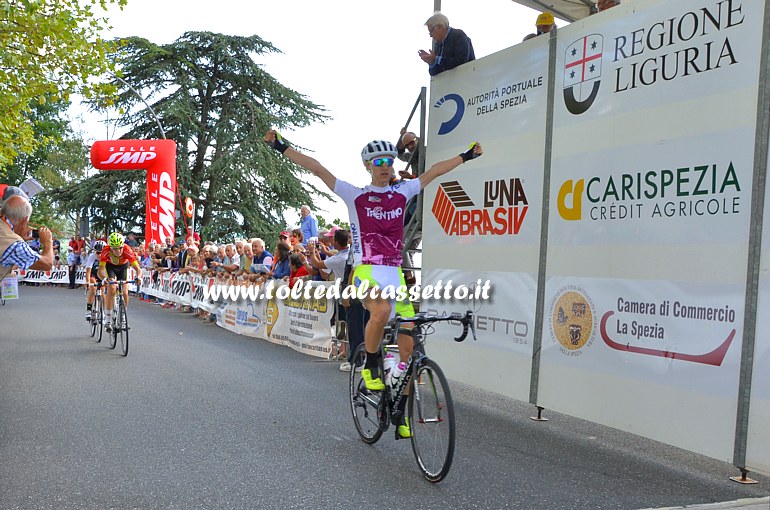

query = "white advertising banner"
[[422, 268, 534, 401], [423, 37, 549, 262], [1, 277, 19, 299], [539, 0, 764, 461], [421, 37, 550, 400], [264, 281, 335, 359], [215, 281, 335, 359], [217, 300, 267, 340], [18, 266, 86, 285]]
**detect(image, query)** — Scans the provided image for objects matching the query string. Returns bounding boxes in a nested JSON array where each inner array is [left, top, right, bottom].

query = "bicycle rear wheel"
[[408, 358, 456, 483], [89, 300, 98, 338], [118, 300, 129, 357], [349, 344, 385, 444]]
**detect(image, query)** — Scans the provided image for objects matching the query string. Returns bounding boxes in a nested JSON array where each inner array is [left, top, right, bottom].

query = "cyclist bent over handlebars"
[[97, 232, 142, 331], [264, 129, 483, 438]]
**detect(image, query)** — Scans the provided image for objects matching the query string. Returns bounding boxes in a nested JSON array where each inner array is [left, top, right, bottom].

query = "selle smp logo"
[[563, 35, 603, 115], [434, 93, 465, 135], [156, 171, 175, 239], [99, 150, 158, 165]]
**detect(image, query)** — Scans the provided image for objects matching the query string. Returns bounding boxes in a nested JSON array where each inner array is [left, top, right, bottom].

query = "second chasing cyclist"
[[84, 240, 105, 321]]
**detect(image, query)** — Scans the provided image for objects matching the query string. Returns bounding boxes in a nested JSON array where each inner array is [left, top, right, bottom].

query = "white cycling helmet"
[[360, 140, 398, 163]]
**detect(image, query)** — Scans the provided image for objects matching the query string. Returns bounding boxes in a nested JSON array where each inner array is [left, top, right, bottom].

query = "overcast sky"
[[70, 0, 544, 228]]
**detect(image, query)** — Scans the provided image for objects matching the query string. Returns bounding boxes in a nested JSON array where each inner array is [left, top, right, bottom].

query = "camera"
[[31, 229, 39, 239]]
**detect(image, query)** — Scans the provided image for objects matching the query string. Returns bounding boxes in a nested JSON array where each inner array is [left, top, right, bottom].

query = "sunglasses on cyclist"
[[370, 157, 394, 167]]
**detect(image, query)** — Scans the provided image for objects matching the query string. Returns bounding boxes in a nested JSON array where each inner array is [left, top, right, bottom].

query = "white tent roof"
[[511, 0, 597, 22]]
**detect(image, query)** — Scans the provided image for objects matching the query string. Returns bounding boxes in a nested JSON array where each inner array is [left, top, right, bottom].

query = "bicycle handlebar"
[[102, 278, 141, 284], [392, 310, 477, 342]]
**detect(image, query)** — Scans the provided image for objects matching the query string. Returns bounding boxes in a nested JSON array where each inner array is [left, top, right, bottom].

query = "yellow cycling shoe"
[[398, 417, 411, 439], [361, 368, 385, 391]]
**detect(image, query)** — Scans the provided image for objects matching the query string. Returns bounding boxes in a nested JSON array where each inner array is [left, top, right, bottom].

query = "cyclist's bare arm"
[[131, 261, 142, 278], [264, 130, 336, 191]]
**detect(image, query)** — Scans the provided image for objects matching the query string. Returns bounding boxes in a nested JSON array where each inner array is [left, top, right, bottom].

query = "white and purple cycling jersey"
[[334, 178, 421, 267]]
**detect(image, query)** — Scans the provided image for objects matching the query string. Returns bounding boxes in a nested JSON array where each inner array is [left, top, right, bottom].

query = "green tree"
[[68, 31, 330, 243], [5, 95, 90, 236], [0, 0, 127, 171]]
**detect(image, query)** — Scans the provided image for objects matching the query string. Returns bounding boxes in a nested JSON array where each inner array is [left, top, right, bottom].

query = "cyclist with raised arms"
[[98, 232, 142, 331], [84, 240, 105, 321], [264, 129, 483, 438]]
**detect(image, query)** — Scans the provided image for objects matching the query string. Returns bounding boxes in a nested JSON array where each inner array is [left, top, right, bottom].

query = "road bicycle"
[[348, 310, 476, 483], [105, 280, 132, 357], [88, 280, 104, 343]]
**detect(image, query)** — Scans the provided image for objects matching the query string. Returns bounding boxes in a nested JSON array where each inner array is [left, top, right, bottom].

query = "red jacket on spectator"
[[289, 266, 309, 287]]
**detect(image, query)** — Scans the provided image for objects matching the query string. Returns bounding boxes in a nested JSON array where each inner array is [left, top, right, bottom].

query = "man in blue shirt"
[[0, 195, 53, 281], [300, 205, 318, 246]]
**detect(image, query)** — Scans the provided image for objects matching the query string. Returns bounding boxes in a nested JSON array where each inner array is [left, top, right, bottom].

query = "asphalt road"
[[1, 286, 768, 510]]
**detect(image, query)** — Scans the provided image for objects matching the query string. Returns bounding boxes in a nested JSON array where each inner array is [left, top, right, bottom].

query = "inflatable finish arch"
[[90, 139, 177, 246]]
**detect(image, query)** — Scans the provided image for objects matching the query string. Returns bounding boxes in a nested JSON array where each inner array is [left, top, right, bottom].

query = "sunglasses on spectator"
[[371, 157, 394, 167]]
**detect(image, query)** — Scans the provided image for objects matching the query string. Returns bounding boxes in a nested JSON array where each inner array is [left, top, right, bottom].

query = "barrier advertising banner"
[[421, 38, 550, 401], [215, 281, 335, 359], [539, 0, 765, 461]]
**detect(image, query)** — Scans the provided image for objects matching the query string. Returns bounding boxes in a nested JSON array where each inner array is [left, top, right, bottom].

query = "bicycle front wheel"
[[408, 358, 456, 483], [96, 300, 104, 343], [108, 307, 117, 350], [118, 301, 128, 356], [349, 344, 385, 444]]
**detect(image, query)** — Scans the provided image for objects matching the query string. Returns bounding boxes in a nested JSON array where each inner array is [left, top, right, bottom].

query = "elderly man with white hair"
[[597, 0, 620, 12], [0, 195, 53, 280], [299, 205, 318, 247], [419, 12, 476, 76]]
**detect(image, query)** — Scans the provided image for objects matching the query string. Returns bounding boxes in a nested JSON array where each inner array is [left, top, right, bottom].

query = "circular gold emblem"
[[550, 288, 594, 351]]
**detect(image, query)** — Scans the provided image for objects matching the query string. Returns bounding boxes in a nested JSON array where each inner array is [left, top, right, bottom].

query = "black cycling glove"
[[459, 142, 481, 163], [267, 132, 290, 154]]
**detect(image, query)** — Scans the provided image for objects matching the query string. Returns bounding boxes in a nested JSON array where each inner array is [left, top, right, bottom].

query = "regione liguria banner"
[[538, 0, 764, 462], [90, 140, 177, 246]]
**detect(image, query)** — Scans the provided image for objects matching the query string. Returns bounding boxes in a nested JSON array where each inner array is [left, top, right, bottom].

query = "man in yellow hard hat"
[[536, 12, 556, 35]]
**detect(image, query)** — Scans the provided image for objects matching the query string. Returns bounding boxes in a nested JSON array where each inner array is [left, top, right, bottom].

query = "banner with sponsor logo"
[[90, 139, 177, 246], [215, 281, 335, 359], [422, 268, 534, 401], [537, 0, 764, 462], [264, 281, 334, 358], [17, 266, 86, 285], [217, 300, 268, 340], [421, 37, 550, 398]]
